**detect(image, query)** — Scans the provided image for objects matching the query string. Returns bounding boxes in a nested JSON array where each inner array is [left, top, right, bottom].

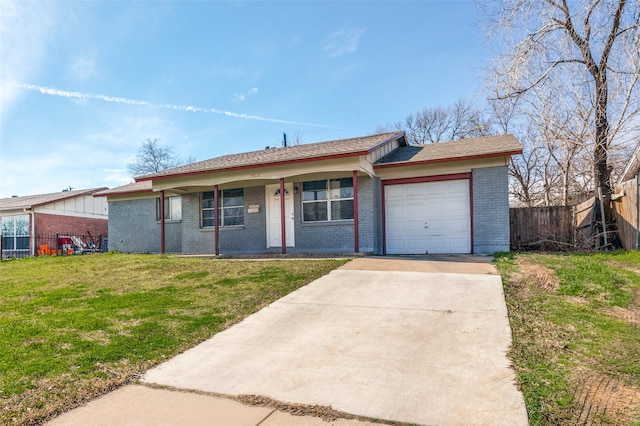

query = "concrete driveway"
[[142, 256, 528, 425]]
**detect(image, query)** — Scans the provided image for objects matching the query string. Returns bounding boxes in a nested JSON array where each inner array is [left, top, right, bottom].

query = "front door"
[[266, 183, 295, 248]]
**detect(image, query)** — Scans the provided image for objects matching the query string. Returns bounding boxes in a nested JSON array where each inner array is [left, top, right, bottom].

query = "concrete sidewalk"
[[48, 256, 528, 425]]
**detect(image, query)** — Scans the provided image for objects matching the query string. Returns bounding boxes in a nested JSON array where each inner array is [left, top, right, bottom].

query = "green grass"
[[0, 254, 348, 424], [495, 251, 640, 425]]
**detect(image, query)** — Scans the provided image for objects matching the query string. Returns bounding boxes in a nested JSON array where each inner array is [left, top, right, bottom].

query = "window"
[[202, 189, 244, 227], [156, 197, 182, 221], [302, 178, 354, 222], [1, 215, 30, 251]]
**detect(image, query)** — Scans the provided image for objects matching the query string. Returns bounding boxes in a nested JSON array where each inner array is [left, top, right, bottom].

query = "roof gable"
[[0, 188, 108, 211]]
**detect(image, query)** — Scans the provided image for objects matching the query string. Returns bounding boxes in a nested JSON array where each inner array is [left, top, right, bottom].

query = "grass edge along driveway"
[[496, 251, 640, 426], [0, 253, 348, 425]]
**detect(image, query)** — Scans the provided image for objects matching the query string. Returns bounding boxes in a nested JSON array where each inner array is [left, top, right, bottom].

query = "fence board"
[[612, 179, 638, 251], [510, 206, 574, 251]]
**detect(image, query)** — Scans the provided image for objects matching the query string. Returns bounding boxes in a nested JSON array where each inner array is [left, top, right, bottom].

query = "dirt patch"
[[569, 370, 640, 425], [512, 258, 560, 293], [237, 394, 353, 422], [606, 305, 640, 326], [605, 261, 640, 276]]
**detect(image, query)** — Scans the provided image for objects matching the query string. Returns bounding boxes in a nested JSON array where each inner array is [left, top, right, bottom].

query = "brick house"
[[0, 188, 109, 258], [96, 132, 522, 256]]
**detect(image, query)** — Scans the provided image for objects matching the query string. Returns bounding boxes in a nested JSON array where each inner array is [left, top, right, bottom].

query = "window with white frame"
[[1, 215, 30, 251], [302, 178, 354, 222], [156, 196, 182, 221], [202, 189, 244, 227]]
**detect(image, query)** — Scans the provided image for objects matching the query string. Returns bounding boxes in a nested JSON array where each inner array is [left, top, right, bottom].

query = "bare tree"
[[127, 138, 190, 177], [378, 99, 493, 144], [483, 0, 640, 219]]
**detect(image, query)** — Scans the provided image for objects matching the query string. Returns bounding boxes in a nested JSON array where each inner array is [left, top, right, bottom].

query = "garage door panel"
[[385, 179, 470, 255], [385, 185, 406, 198]]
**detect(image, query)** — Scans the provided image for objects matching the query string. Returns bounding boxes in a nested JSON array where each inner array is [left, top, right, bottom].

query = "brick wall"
[[109, 177, 379, 255], [181, 186, 267, 255], [295, 175, 375, 253], [108, 198, 181, 254], [35, 213, 108, 237], [472, 165, 510, 254]]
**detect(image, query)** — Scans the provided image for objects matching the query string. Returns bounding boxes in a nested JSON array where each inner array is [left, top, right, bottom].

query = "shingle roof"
[[137, 132, 406, 181], [374, 134, 522, 167], [93, 181, 152, 197], [0, 188, 108, 210]]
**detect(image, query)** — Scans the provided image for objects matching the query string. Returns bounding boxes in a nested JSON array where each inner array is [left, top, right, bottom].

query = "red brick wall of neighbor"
[[35, 213, 108, 237]]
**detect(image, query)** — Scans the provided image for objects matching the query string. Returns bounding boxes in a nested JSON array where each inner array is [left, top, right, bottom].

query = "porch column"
[[353, 171, 359, 253], [160, 190, 166, 254], [214, 185, 220, 256], [280, 178, 286, 254]]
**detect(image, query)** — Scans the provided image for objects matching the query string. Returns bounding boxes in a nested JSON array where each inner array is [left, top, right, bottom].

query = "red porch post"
[[160, 190, 166, 254], [353, 171, 359, 253], [214, 185, 220, 256], [280, 178, 286, 254]]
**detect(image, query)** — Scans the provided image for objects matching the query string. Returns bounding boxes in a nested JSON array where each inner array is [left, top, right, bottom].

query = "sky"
[[0, 0, 492, 199]]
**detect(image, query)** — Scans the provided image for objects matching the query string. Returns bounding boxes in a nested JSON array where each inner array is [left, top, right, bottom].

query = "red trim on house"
[[137, 152, 369, 182], [380, 173, 473, 255], [373, 150, 522, 169], [382, 173, 472, 186], [353, 171, 359, 253], [381, 183, 387, 255], [160, 191, 166, 254], [280, 178, 286, 255], [214, 185, 220, 256], [469, 177, 474, 254]]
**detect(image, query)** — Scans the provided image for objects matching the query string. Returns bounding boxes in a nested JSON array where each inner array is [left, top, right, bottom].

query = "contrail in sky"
[[11, 83, 328, 128]]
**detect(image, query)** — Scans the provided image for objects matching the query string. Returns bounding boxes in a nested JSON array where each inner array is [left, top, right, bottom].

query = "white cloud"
[[323, 27, 365, 58], [8, 83, 326, 127], [233, 87, 258, 103]]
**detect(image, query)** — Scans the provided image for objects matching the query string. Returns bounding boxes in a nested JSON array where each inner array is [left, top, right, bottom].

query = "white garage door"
[[385, 179, 471, 254]]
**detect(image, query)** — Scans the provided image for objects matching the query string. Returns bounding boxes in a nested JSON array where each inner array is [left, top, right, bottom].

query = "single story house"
[[0, 188, 109, 258], [96, 131, 522, 256]]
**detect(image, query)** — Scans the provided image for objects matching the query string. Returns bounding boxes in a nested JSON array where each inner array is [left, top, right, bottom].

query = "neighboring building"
[[96, 132, 522, 256], [0, 188, 109, 258]]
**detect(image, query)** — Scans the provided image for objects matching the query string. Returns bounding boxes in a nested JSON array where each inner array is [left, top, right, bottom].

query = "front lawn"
[[496, 251, 640, 425], [0, 253, 348, 425]]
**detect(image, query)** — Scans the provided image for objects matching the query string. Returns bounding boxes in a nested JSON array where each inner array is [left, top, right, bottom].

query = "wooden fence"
[[510, 178, 640, 252], [510, 206, 574, 251], [612, 178, 639, 250]]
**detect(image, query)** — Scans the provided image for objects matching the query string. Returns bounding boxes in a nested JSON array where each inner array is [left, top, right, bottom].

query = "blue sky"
[[0, 1, 490, 198]]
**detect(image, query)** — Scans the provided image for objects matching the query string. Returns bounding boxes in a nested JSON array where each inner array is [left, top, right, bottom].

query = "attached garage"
[[384, 176, 471, 254]]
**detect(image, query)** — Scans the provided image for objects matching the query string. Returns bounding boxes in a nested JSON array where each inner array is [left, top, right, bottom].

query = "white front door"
[[266, 183, 295, 248]]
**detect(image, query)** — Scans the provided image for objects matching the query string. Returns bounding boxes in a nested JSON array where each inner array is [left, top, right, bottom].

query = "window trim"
[[201, 188, 245, 228], [301, 178, 354, 223], [1, 215, 30, 252], [156, 196, 182, 222]]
